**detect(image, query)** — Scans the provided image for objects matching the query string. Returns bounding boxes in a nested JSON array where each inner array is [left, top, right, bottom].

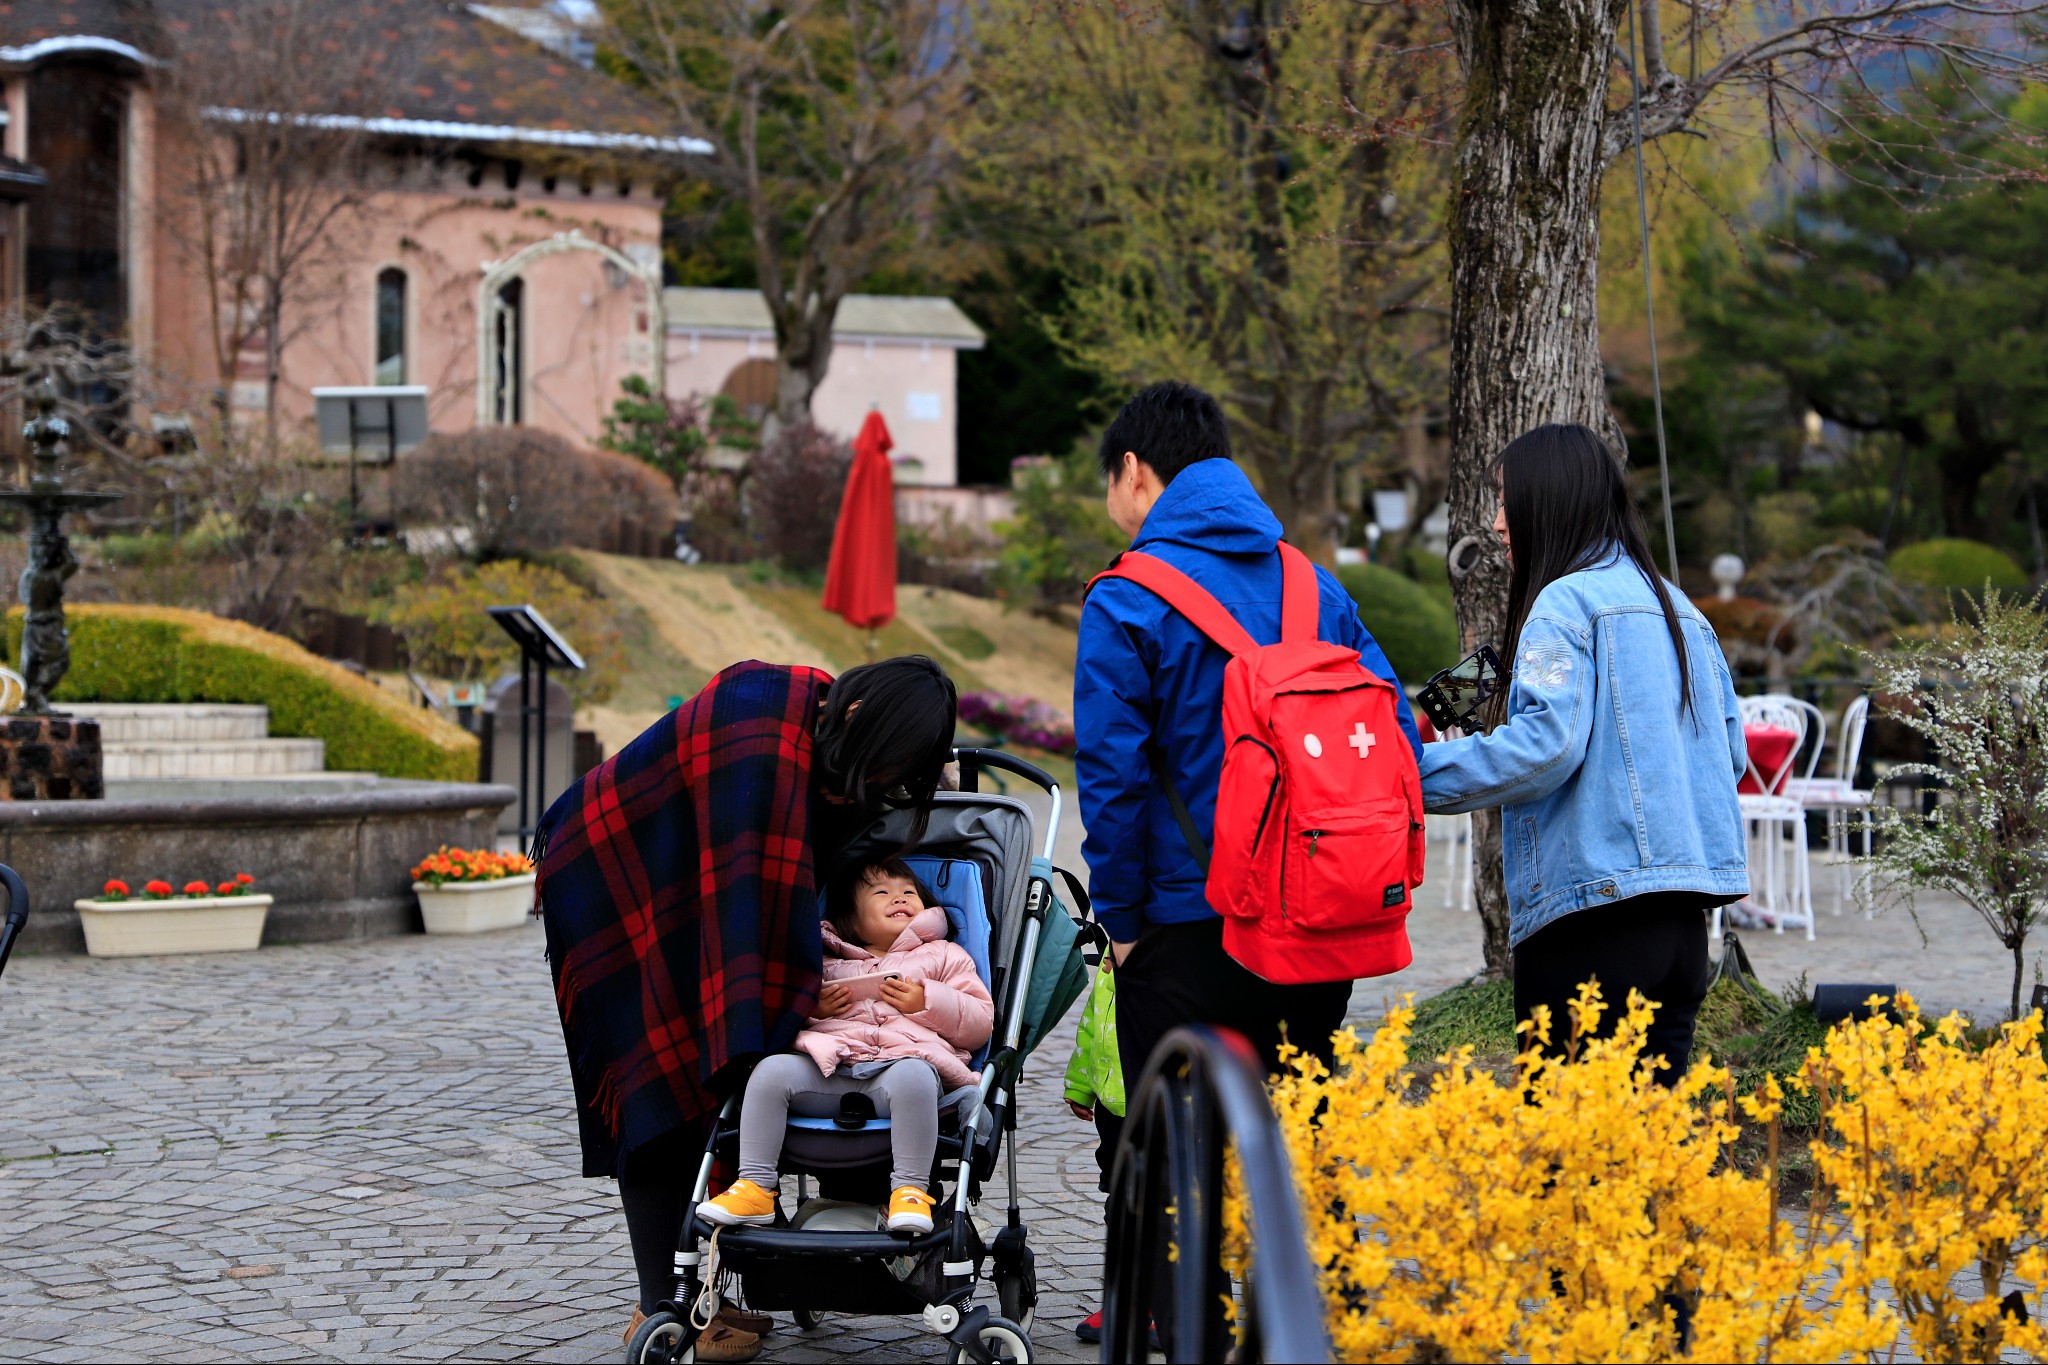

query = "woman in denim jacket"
[[1421, 424, 1749, 1083]]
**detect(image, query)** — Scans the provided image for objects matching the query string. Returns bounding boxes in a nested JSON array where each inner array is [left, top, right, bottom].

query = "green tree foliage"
[[1684, 84, 2048, 549], [969, 0, 1453, 564], [377, 560, 631, 704], [1335, 562, 1459, 686], [990, 450, 1125, 619], [601, 0, 968, 426], [598, 377, 758, 487]]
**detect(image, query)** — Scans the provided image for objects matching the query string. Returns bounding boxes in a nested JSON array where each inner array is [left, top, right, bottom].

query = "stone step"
[[102, 738, 327, 780], [66, 703, 271, 744]]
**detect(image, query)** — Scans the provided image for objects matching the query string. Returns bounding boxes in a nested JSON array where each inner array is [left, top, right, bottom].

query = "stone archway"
[[474, 230, 664, 425]]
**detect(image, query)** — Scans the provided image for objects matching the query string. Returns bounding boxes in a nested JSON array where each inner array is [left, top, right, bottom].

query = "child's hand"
[[816, 981, 854, 1018], [1067, 1100, 1095, 1122], [879, 977, 926, 1014]]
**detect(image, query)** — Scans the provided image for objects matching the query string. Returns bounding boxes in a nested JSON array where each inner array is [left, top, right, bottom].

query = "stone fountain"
[[0, 372, 123, 798]]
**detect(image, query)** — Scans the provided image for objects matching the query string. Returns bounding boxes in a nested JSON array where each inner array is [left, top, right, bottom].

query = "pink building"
[[0, 0, 981, 479]]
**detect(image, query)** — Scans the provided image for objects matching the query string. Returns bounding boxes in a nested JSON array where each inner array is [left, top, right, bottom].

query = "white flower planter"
[[75, 894, 273, 957], [414, 872, 536, 935]]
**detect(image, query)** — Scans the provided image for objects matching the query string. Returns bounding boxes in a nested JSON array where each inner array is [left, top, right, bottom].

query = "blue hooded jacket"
[[1074, 458, 1422, 944]]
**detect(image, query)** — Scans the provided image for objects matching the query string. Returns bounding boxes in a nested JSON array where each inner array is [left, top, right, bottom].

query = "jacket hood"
[[1132, 459, 1282, 558], [821, 905, 951, 959]]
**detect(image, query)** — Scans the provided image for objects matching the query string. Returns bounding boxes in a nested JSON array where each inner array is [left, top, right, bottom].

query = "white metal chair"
[[1429, 811, 1474, 912], [1726, 695, 1815, 940], [1785, 694, 1873, 914]]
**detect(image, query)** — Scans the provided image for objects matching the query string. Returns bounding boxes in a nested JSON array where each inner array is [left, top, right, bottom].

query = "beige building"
[[665, 289, 984, 486]]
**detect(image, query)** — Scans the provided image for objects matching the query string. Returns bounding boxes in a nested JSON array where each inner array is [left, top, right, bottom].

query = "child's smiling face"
[[852, 870, 925, 951]]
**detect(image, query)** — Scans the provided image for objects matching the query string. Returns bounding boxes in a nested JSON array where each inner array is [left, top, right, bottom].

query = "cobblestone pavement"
[[0, 829, 2025, 1365]]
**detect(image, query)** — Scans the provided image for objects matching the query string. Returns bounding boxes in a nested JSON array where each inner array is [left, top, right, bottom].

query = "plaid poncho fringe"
[[536, 661, 832, 1177]]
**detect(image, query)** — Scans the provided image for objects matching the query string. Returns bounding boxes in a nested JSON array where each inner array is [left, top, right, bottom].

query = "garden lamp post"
[[0, 369, 123, 713]]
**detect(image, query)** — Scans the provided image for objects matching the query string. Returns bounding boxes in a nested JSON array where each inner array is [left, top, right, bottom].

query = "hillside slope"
[[574, 553, 1079, 756]]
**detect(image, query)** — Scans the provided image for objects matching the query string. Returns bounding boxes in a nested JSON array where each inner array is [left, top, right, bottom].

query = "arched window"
[[490, 277, 523, 423], [375, 267, 406, 385]]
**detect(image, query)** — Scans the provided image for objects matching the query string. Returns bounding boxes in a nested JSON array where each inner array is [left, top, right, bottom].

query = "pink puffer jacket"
[[793, 907, 995, 1090]]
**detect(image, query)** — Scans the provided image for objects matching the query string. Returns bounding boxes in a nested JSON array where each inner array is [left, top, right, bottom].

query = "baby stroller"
[[626, 749, 1093, 1365], [0, 863, 30, 987]]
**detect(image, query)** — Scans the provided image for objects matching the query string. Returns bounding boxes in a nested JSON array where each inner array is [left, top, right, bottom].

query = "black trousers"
[[1511, 897, 1714, 1087], [1113, 916, 1353, 1092], [1110, 916, 1350, 1354], [618, 1127, 706, 1313]]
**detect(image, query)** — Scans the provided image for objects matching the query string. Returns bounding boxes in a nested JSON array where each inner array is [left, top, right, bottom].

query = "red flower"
[[182, 880, 211, 896], [143, 879, 174, 898], [217, 881, 236, 895], [235, 873, 255, 885], [103, 879, 130, 898]]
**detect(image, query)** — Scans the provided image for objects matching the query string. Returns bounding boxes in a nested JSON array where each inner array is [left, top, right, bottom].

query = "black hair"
[[813, 654, 957, 844], [824, 856, 943, 944], [1492, 424, 1694, 719], [1096, 380, 1232, 485]]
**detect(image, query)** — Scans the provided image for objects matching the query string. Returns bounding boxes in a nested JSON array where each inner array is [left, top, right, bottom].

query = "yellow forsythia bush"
[[1244, 987, 2048, 1363]]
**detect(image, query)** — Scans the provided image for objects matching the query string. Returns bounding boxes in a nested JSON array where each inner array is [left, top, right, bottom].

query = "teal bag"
[[1015, 856, 1091, 1060]]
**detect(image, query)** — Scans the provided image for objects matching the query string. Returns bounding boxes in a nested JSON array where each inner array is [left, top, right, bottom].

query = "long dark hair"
[[1492, 424, 1694, 719], [814, 654, 958, 843]]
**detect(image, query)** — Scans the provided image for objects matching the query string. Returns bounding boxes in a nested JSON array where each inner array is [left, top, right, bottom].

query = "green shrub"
[[1336, 561, 1460, 684], [991, 449, 1125, 618], [375, 559, 630, 704], [1887, 537, 2028, 594], [7, 605, 476, 780]]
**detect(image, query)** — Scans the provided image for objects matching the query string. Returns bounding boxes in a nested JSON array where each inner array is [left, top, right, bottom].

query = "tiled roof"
[[0, 1, 690, 153], [664, 288, 987, 347]]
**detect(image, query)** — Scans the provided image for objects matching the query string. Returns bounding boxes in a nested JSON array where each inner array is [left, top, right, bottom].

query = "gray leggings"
[[738, 1054, 940, 1193]]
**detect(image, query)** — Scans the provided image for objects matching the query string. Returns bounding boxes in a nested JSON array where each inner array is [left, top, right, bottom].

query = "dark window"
[[25, 62, 125, 332], [492, 278, 523, 424], [375, 268, 406, 385]]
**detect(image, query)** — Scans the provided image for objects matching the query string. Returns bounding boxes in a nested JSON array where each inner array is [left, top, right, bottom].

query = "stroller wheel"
[[793, 1307, 823, 1331], [945, 1314, 1031, 1364], [624, 1310, 695, 1364]]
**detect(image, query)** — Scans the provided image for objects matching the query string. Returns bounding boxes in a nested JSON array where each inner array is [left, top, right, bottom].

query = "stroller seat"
[[718, 856, 1006, 1185]]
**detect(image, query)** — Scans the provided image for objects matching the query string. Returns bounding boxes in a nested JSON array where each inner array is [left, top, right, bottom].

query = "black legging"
[[1511, 895, 1716, 1086], [619, 1128, 707, 1313]]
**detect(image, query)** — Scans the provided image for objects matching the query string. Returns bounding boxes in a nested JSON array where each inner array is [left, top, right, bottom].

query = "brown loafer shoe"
[[717, 1305, 775, 1336], [623, 1307, 647, 1346], [693, 1322, 763, 1363]]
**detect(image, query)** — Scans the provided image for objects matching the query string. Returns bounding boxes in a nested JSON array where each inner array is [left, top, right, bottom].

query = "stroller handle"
[[0, 862, 29, 984], [953, 747, 1061, 863]]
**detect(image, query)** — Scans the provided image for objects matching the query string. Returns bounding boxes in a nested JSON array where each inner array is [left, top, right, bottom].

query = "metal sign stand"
[[486, 605, 586, 853]]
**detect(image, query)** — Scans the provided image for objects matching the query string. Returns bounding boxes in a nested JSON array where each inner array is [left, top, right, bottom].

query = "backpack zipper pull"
[[1307, 829, 1322, 857]]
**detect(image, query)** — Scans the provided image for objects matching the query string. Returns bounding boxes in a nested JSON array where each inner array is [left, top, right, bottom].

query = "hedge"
[[5, 605, 478, 781], [1888, 537, 2029, 594], [1335, 561, 1461, 685]]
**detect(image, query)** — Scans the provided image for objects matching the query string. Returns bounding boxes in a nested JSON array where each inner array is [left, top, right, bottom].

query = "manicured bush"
[[749, 421, 852, 575], [1887, 537, 2028, 594], [375, 559, 629, 705], [395, 427, 677, 559], [1335, 561, 1460, 685], [6, 605, 476, 780]]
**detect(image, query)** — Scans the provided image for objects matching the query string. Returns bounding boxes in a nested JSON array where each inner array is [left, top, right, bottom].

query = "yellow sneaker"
[[886, 1185, 937, 1235], [699, 1179, 778, 1227]]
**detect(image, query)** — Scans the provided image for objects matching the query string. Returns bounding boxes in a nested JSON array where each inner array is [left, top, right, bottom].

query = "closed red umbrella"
[[822, 410, 899, 647]]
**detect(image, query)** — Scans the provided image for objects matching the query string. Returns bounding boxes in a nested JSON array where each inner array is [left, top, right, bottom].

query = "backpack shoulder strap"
[[1088, 551, 1261, 659], [1277, 542, 1321, 645]]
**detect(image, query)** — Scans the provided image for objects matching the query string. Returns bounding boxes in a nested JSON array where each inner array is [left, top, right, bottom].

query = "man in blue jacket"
[[1076, 381, 1422, 1089]]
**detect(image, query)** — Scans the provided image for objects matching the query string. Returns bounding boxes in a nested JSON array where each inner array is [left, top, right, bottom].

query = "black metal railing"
[[1102, 1026, 1331, 1363], [0, 863, 31, 984]]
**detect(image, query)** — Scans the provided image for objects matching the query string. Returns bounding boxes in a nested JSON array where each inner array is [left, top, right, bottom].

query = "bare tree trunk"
[[2012, 932, 2026, 1023], [1446, 0, 1622, 978]]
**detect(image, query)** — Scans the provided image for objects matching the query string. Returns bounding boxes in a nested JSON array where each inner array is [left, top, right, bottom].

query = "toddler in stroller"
[[700, 858, 993, 1236]]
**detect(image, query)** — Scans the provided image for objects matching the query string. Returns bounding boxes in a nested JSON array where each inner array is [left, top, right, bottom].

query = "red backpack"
[[1091, 543, 1425, 984]]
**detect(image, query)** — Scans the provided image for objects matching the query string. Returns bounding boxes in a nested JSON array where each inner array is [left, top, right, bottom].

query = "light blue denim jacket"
[[1418, 550, 1749, 946]]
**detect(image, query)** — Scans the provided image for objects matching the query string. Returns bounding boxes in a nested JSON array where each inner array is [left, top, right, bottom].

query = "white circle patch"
[[1303, 733, 1324, 758]]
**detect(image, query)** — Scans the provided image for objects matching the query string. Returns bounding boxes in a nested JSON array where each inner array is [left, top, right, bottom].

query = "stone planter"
[[414, 873, 536, 935], [74, 893, 273, 957]]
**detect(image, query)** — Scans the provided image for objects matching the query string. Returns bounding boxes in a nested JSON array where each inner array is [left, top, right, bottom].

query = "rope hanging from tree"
[[1627, 0, 1683, 585]]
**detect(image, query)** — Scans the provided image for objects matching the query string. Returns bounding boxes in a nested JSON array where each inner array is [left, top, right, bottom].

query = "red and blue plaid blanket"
[[537, 660, 833, 1176]]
